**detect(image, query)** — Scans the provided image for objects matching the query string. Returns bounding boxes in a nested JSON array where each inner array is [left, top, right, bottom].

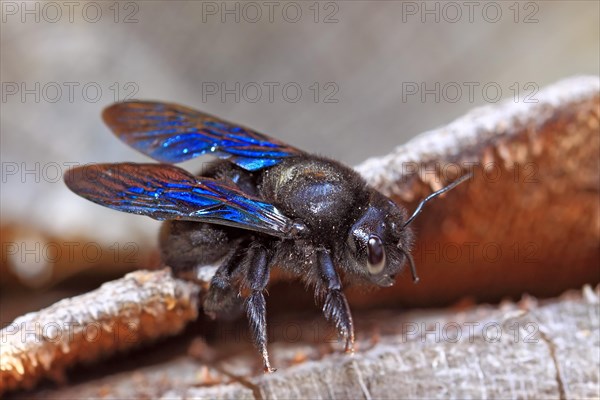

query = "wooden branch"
[[1, 76, 599, 396], [11, 286, 600, 399], [351, 75, 600, 307], [0, 269, 199, 394]]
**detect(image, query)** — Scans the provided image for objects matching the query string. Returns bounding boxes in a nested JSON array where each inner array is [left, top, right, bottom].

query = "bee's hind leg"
[[202, 244, 248, 318], [159, 220, 246, 317], [241, 241, 275, 372], [204, 239, 274, 372]]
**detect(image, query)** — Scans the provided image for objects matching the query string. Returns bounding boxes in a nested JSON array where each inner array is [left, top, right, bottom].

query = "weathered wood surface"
[[0, 270, 199, 394], [9, 286, 600, 399], [352, 75, 600, 308], [1, 76, 599, 397]]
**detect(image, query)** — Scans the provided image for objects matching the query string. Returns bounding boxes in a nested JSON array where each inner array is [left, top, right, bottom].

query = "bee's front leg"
[[316, 249, 355, 353], [242, 242, 275, 372]]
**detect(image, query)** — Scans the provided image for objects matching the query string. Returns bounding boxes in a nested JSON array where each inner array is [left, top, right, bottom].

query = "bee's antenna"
[[402, 172, 472, 229], [397, 246, 419, 283], [397, 172, 471, 284]]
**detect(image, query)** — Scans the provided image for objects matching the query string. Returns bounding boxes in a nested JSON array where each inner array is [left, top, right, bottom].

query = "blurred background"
[[1, 1, 599, 325]]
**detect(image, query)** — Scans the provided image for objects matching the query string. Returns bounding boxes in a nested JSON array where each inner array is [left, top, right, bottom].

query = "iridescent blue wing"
[[102, 101, 303, 171], [64, 163, 295, 238]]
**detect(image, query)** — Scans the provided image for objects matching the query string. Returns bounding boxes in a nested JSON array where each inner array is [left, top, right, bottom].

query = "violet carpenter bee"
[[64, 101, 470, 372]]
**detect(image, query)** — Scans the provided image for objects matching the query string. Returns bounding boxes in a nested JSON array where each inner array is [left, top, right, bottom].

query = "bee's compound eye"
[[367, 235, 385, 274]]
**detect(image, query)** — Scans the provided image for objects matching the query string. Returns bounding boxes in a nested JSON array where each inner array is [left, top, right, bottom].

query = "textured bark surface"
[[1, 76, 599, 397], [0, 269, 199, 394], [351, 75, 600, 308], [9, 286, 600, 399]]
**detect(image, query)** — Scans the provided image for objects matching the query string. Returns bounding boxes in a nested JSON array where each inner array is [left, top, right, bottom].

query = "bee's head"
[[345, 173, 471, 287], [346, 190, 415, 287]]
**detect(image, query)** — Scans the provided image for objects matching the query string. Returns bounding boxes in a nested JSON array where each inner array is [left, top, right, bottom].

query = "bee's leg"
[[316, 249, 355, 352], [242, 242, 274, 373], [202, 245, 247, 318], [160, 220, 247, 317]]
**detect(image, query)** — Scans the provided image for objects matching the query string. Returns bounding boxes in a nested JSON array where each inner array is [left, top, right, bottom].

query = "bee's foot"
[[344, 338, 355, 354], [263, 365, 277, 374]]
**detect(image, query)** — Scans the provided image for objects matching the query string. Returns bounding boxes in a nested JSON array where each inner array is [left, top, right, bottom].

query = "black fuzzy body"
[[161, 155, 377, 284], [260, 156, 368, 238], [159, 154, 412, 371]]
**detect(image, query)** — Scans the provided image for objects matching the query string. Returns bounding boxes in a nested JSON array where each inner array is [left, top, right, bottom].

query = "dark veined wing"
[[102, 101, 303, 171], [64, 163, 296, 238]]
